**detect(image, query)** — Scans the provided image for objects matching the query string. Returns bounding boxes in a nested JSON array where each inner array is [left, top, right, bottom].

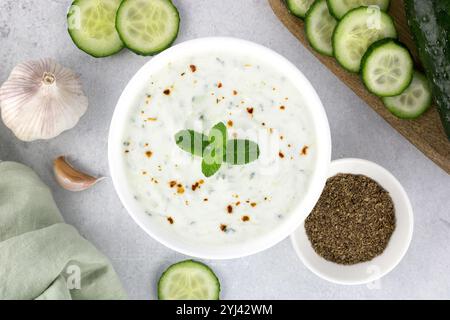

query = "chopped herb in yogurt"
[[121, 51, 316, 245]]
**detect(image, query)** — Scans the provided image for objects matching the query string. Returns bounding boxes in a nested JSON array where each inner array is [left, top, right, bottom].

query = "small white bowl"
[[291, 158, 414, 285]]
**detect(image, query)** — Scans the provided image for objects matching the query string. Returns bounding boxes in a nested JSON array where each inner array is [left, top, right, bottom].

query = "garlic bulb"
[[0, 58, 88, 141], [54, 156, 104, 192]]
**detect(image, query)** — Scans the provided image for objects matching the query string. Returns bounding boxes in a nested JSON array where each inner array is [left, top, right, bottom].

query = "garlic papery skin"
[[0, 58, 88, 141], [54, 156, 105, 192]]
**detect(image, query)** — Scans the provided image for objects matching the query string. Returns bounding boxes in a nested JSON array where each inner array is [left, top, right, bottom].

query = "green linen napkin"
[[0, 161, 127, 300]]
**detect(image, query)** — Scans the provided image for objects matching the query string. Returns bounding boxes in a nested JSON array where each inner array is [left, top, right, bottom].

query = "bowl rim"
[[108, 37, 332, 259], [291, 158, 414, 285]]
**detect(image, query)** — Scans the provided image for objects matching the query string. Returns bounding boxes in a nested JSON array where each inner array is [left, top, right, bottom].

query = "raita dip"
[[120, 49, 317, 247]]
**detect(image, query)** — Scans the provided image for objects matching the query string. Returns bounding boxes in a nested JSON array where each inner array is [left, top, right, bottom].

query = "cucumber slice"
[[305, 0, 338, 56], [67, 0, 124, 58], [332, 6, 397, 72], [286, 0, 315, 19], [327, 0, 390, 20], [382, 71, 432, 119], [362, 39, 413, 97], [116, 0, 180, 56], [158, 260, 220, 300]]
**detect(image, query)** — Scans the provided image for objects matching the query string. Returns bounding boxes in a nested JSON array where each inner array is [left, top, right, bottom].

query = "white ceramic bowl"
[[291, 158, 414, 285], [108, 37, 331, 259]]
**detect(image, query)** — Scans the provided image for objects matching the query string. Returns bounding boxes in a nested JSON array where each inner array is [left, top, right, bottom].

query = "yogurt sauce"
[[121, 49, 317, 247]]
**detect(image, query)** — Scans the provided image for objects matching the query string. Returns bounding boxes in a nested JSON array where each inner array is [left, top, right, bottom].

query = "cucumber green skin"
[[158, 260, 221, 300], [361, 38, 413, 97], [326, 0, 341, 20], [67, 30, 124, 59], [326, 0, 391, 20], [305, 0, 336, 56], [405, 0, 450, 140], [286, 0, 313, 19], [67, 0, 124, 58], [382, 72, 432, 119], [116, 0, 180, 56], [332, 7, 397, 73]]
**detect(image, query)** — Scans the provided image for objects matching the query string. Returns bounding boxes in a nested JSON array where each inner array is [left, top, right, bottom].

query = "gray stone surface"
[[1, 0, 449, 300]]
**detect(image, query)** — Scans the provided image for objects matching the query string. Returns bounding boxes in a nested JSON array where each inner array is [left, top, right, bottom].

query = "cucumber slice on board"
[[116, 0, 180, 56], [158, 260, 220, 300], [67, 0, 124, 58], [286, 0, 315, 19], [305, 0, 338, 56], [327, 0, 390, 20], [382, 71, 432, 119], [361, 39, 413, 97], [332, 6, 397, 73]]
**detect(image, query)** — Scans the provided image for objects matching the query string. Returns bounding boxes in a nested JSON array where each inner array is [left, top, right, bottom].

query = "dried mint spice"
[[305, 174, 396, 265]]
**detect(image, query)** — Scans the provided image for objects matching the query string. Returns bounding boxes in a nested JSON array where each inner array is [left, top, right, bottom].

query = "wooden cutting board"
[[269, 0, 450, 174]]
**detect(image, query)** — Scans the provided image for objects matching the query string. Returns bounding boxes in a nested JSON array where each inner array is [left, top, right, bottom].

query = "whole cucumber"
[[405, 0, 450, 141]]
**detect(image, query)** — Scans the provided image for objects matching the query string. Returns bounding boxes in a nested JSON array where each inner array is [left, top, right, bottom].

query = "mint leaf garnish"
[[224, 139, 260, 165], [202, 144, 222, 177], [175, 130, 210, 157], [174, 122, 260, 177], [201, 122, 227, 177], [208, 122, 227, 160]]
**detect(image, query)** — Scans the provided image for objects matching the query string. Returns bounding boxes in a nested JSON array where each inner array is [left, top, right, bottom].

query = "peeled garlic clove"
[[54, 156, 104, 192], [0, 58, 88, 141]]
